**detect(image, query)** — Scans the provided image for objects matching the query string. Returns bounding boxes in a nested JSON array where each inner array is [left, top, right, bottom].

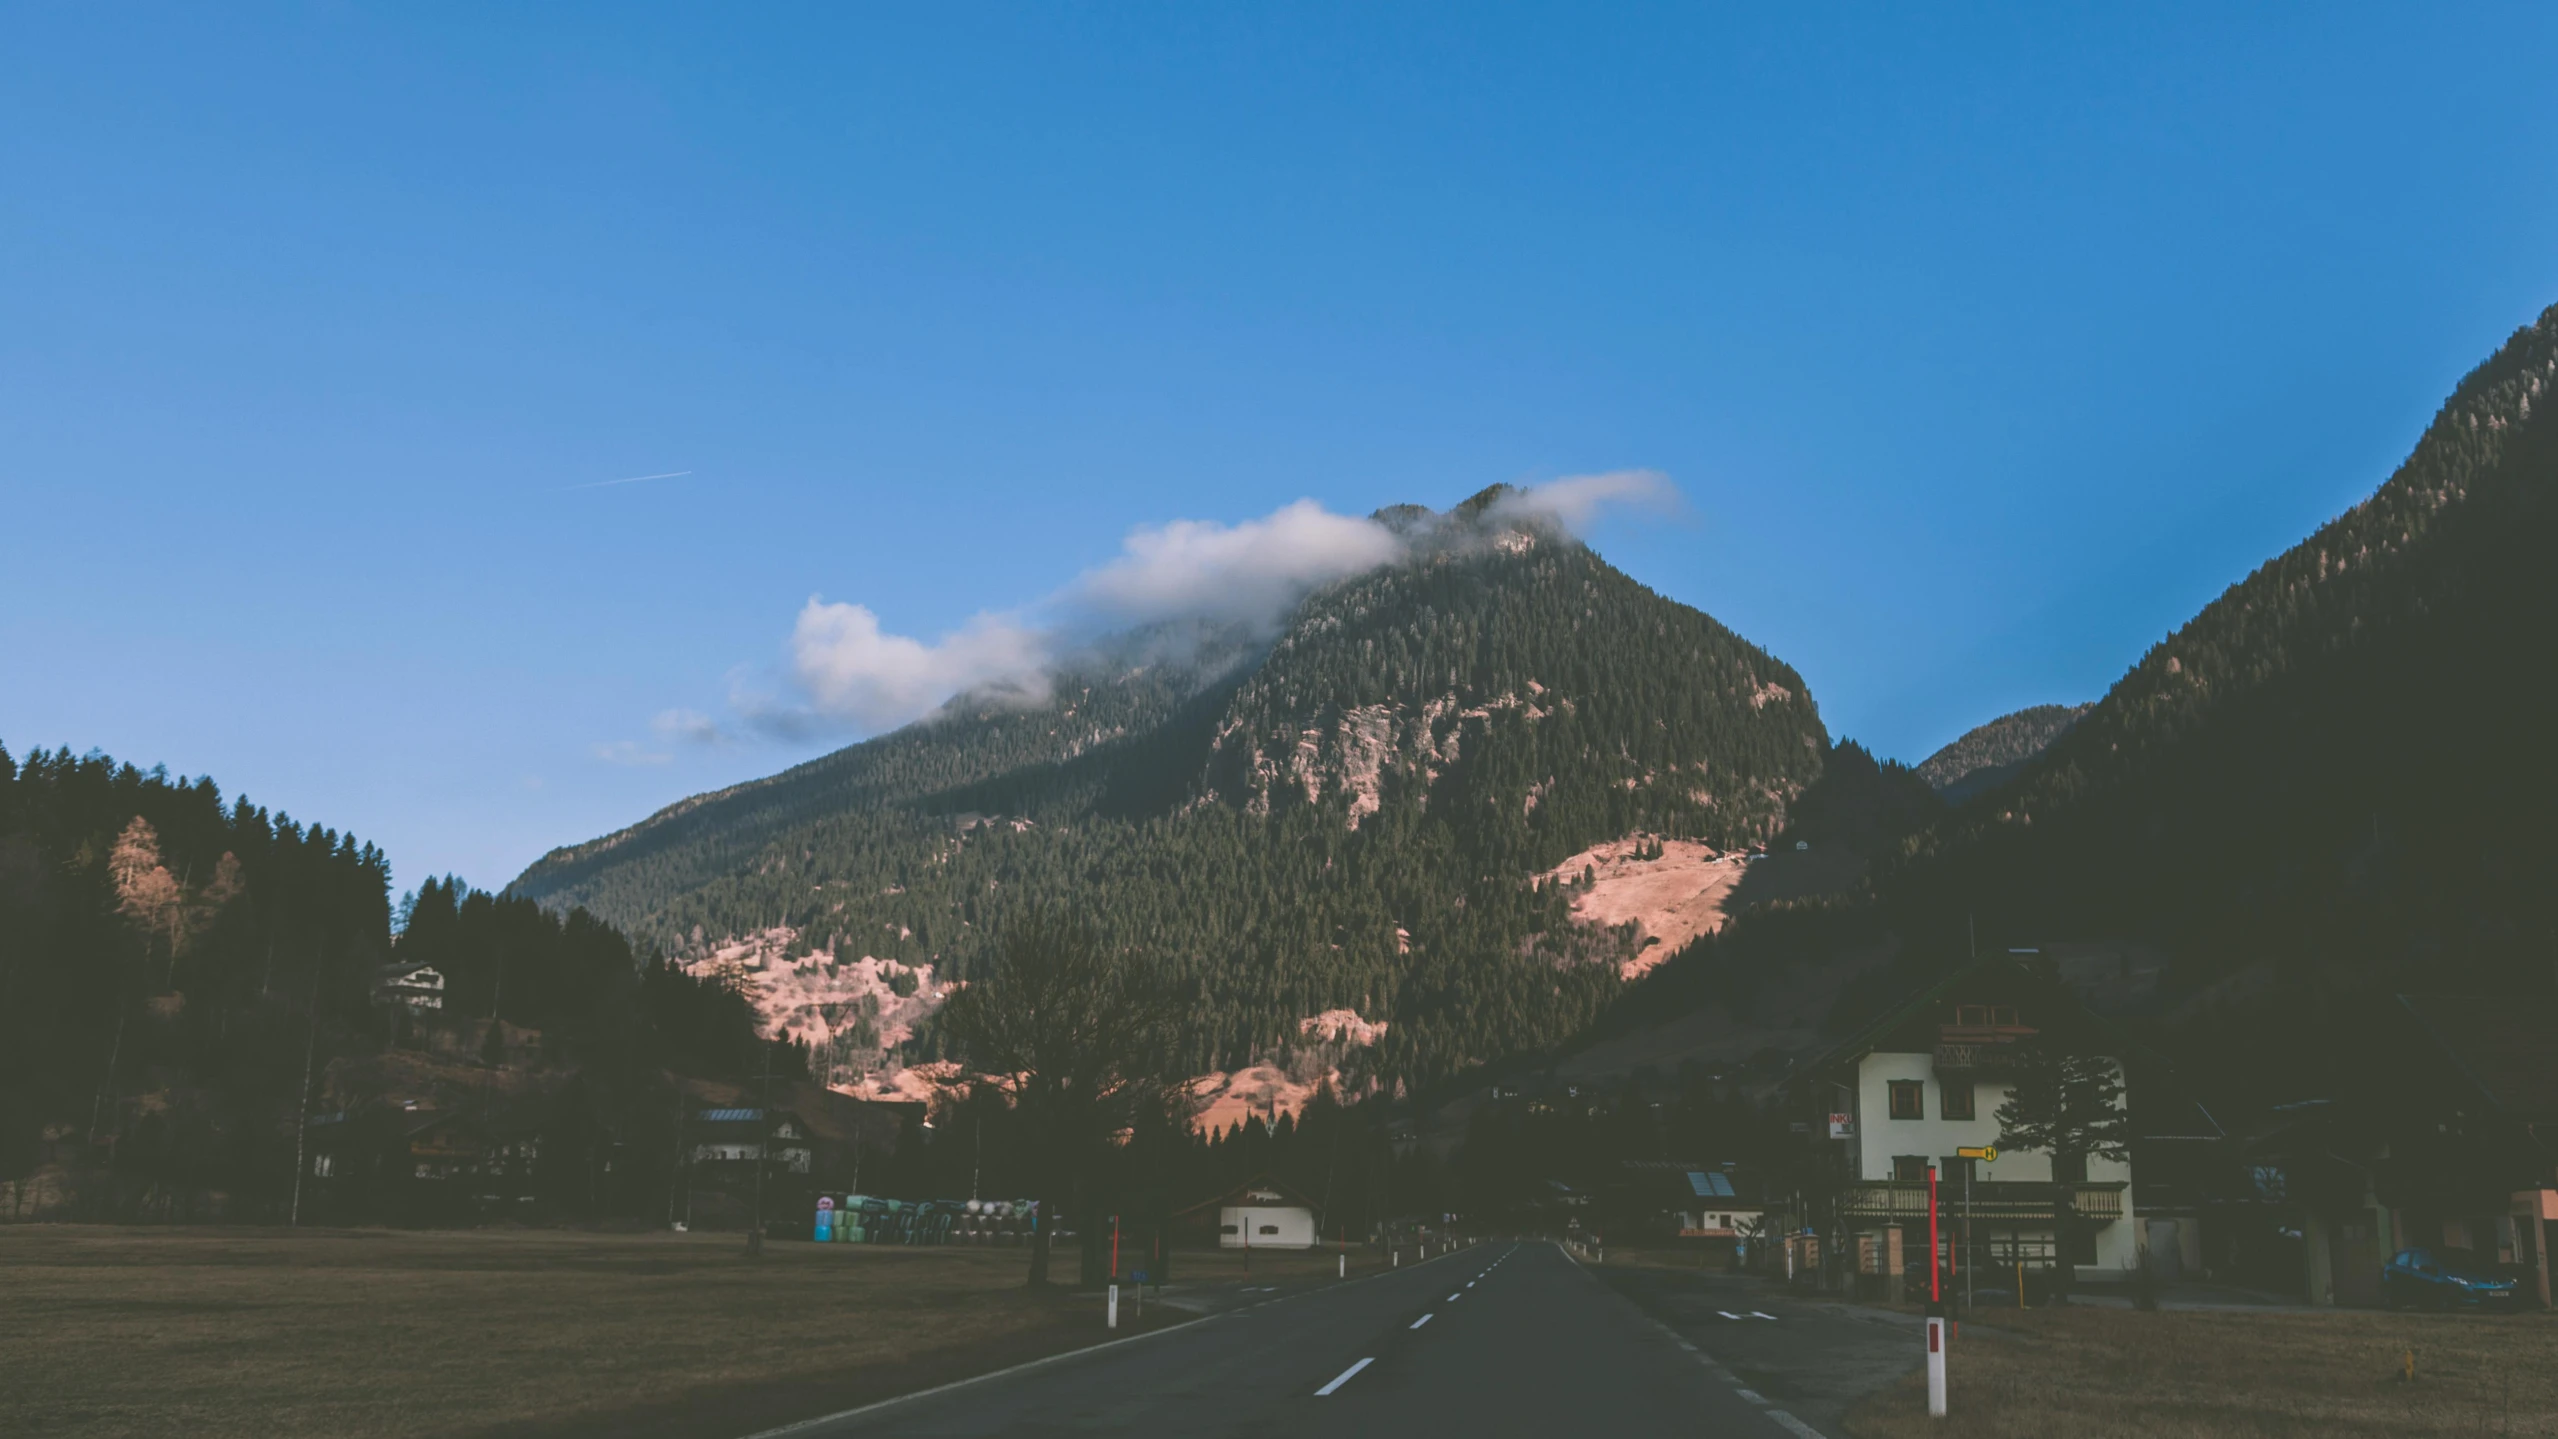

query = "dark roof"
[[1170, 1173, 1323, 1219], [1618, 1160, 1762, 1203], [1806, 954, 2122, 1079]]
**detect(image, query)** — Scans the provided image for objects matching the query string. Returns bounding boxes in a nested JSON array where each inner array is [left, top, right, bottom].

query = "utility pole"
[[749, 1041, 775, 1256], [289, 945, 323, 1227]]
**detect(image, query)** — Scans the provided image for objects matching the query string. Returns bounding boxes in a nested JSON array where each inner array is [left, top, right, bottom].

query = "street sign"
[[1828, 1114, 1855, 1139], [1956, 1146, 1997, 1163]]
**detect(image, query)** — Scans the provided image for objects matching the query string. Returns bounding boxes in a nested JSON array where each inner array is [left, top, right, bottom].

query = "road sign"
[[817, 1195, 835, 1210], [1828, 1114, 1855, 1139], [1956, 1146, 1997, 1162]]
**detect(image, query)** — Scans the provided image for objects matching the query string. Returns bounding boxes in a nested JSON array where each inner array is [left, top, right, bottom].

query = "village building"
[[372, 961, 447, 1012], [1608, 1160, 1769, 1258], [1805, 955, 2140, 1288], [1173, 1175, 1323, 1250]]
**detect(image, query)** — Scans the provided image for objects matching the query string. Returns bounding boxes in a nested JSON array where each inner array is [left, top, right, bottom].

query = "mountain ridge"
[[513, 491, 1837, 1091]]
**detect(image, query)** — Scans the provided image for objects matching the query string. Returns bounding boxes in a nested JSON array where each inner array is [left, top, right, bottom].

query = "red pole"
[[1111, 1214, 1121, 1280], [1928, 1164, 1942, 1305]]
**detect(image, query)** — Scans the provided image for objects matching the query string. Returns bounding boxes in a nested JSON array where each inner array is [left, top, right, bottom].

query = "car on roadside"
[[2381, 1247, 2528, 1310]]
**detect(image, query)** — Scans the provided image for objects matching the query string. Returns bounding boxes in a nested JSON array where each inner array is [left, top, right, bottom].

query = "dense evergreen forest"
[[1912, 703, 2089, 803], [514, 490, 1836, 1088], [1869, 303, 2558, 1088], [0, 745, 771, 1222]]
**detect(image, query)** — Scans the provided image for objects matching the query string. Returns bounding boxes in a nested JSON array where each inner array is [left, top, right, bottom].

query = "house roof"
[[1618, 1160, 1764, 1204], [1170, 1173, 1323, 1219], [1804, 954, 2130, 1082]]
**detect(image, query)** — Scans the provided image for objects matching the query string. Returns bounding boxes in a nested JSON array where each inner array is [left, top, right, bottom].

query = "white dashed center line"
[[1410, 1313, 1434, 1329], [1314, 1358, 1374, 1396]]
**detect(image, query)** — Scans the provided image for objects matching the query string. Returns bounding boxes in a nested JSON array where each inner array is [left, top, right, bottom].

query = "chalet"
[[1805, 956, 2139, 1284], [1173, 1175, 1323, 1250], [687, 1108, 814, 1174]]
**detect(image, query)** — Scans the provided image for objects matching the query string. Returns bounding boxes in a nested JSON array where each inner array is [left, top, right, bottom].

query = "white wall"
[[1854, 1051, 2138, 1277], [1220, 1204, 1318, 1250]]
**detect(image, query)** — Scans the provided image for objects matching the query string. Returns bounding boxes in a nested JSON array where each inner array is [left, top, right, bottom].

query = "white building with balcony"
[[1813, 956, 2139, 1282]]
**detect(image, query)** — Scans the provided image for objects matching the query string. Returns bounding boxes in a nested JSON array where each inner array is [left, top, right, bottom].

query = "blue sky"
[[5, 4, 2553, 892]]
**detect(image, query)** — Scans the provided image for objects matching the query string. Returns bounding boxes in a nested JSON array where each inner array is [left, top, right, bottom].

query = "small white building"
[[375, 962, 446, 1012], [1179, 1175, 1323, 1250]]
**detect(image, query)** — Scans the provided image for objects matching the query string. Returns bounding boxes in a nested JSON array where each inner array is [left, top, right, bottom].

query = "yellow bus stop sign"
[[1957, 1145, 1998, 1162]]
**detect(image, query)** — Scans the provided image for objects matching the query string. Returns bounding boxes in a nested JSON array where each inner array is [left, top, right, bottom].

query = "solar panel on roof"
[[1685, 1171, 1734, 1197]]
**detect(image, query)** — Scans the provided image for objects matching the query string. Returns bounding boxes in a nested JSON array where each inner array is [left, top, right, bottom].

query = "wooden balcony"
[[1839, 1180, 2125, 1224]]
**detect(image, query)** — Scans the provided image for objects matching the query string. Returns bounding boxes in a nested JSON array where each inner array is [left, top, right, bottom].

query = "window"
[[1990, 1006, 2019, 1027], [1258, 1224, 1279, 1236], [1955, 1004, 1989, 1027], [1892, 1155, 1930, 1182], [1940, 1078, 1975, 1121], [1220, 1224, 1238, 1235], [2052, 1154, 2088, 1184], [1888, 1080, 1925, 1120]]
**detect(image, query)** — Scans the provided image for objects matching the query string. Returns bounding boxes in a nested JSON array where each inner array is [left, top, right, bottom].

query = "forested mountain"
[[1875, 302, 2558, 1071], [515, 490, 1835, 1089], [1913, 703, 2089, 804], [0, 744, 769, 1221]]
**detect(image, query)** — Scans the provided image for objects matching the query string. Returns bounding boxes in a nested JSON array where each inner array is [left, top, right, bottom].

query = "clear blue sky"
[[5, 4, 2553, 893]]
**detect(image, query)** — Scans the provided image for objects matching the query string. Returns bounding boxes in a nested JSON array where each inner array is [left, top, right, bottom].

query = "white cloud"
[[698, 477, 1684, 742], [652, 708, 732, 746], [1067, 499, 1407, 630], [1488, 469, 1682, 533], [788, 602, 1053, 734]]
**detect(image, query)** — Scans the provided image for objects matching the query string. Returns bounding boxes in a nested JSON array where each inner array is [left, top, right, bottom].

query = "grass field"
[[1844, 1303, 2558, 1438], [0, 1225, 1242, 1439]]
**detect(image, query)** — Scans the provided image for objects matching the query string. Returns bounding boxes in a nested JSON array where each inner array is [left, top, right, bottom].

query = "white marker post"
[[1925, 1163, 1947, 1418], [1339, 1252, 1347, 1279], [1108, 1282, 1120, 1329]]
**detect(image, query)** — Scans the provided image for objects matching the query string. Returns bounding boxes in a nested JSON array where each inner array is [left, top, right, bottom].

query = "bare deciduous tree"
[[937, 915, 1183, 1287]]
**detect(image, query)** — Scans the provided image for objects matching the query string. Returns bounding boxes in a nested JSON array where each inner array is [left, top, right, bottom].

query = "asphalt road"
[[760, 1242, 1847, 1439], [1596, 1263, 1926, 1436]]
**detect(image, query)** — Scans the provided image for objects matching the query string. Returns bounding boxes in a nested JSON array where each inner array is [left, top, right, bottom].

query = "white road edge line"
[[1736, 1388, 1769, 1404], [1315, 1357, 1375, 1396], [1410, 1313, 1434, 1329], [1766, 1410, 1828, 1438], [744, 1243, 1471, 1436], [1750, 1310, 1778, 1320]]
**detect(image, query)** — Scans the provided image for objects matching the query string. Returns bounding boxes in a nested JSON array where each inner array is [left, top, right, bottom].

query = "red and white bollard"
[[1925, 1163, 1947, 1418], [1925, 1302, 1947, 1416]]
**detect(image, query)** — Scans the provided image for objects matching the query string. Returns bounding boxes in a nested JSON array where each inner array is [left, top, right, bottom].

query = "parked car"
[[2382, 1247, 2527, 1310]]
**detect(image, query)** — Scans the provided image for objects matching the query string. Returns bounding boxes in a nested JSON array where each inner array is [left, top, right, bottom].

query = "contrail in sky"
[[562, 470, 693, 491]]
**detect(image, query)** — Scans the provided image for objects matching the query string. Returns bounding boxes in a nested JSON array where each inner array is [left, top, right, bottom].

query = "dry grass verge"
[[1845, 1303, 2558, 1438], [0, 1225, 1195, 1439]]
